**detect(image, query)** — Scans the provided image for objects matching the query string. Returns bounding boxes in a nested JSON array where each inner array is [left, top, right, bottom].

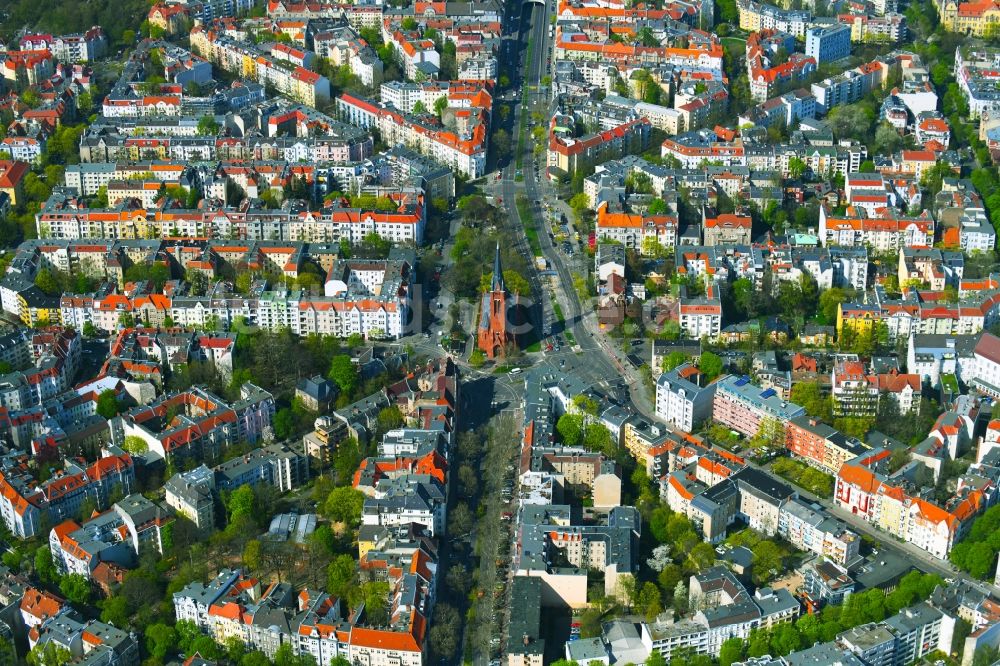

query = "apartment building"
[[938, 0, 1000, 36], [190, 29, 330, 107], [845, 604, 954, 665], [679, 283, 723, 340], [214, 443, 310, 493], [458, 57, 498, 81], [812, 58, 895, 114], [805, 25, 851, 63], [687, 478, 741, 544], [0, 161, 28, 207], [955, 47, 1000, 120], [0, 326, 80, 410], [361, 474, 447, 536], [507, 577, 545, 666], [21, 29, 105, 66], [554, 28, 724, 69], [845, 171, 899, 213], [37, 27, 109, 63], [313, 25, 383, 87], [111, 384, 274, 464], [655, 363, 717, 433], [49, 494, 173, 579], [29, 613, 139, 666], [831, 360, 923, 418], [548, 118, 651, 176], [515, 504, 640, 607], [661, 132, 746, 169], [740, 88, 818, 128], [2, 135, 45, 164], [379, 80, 480, 115], [731, 467, 796, 535], [64, 162, 187, 196], [838, 12, 908, 42], [164, 465, 216, 530], [0, 453, 136, 539], [148, 3, 194, 34], [175, 563, 430, 666], [676, 244, 767, 287], [785, 415, 869, 475], [642, 565, 799, 661], [554, 0, 712, 27], [747, 31, 817, 102], [831, 360, 880, 418], [738, 0, 813, 36], [768, 245, 869, 292], [712, 375, 806, 438], [79, 121, 370, 163], [623, 418, 701, 471], [835, 448, 985, 559], [176, 0, 254, 21], [702, 212, 752, 246], [595, 202, 678, 251], [778, 497, 861, 565], [819, 206, 934, 250], [906, 333, 977, 388], [835, 279, 1000, 342], [383, 29, 439, 80], [898, 247, 964, 291], [802, 559, 856, 605], [915, 114, 952, 145], [969, 330, 1000, 398], [0, 50, 56, 87], [338, 93, 488, 178], [37, 188, 426, 244], [0, 328, 32, 371], [957, 209, 997, 253]]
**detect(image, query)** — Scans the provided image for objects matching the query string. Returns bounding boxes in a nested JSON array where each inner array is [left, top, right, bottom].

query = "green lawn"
[[722, 36, 746, 59], [515, 198, 543, 256], [941, 373, 959, 394], [514, 39, 533, 171], [771, 457, 834, 497], [525, 341, 541, 352], [550, 295, 576, 345]]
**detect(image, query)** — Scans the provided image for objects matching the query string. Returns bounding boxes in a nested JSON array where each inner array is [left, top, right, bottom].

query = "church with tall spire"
[[478, 244, 515, 359]]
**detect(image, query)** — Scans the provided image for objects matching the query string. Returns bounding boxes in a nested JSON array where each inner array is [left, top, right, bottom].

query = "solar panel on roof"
[[735, 376, 750, 386], [760, 388, 776, 399]]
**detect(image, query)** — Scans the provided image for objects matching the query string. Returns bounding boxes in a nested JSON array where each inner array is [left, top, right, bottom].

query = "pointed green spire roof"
[[492, 243, 505, 292]]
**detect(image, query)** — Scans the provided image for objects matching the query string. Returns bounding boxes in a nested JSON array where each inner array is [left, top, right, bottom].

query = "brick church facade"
[[478, 245, 516, 358]]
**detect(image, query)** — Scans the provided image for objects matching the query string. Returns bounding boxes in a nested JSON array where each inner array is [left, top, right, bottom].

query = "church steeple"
[[479, 242, 515, 359], [491, 243, 505, 292]]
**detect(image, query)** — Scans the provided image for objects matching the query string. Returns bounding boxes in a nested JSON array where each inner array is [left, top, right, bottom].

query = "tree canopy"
[[121, 436, 149, 454], [96, 389, 122, 419], [323, 486, 365, 527], [328, 355, 359, 395], [951, 504, 1000, 578]]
